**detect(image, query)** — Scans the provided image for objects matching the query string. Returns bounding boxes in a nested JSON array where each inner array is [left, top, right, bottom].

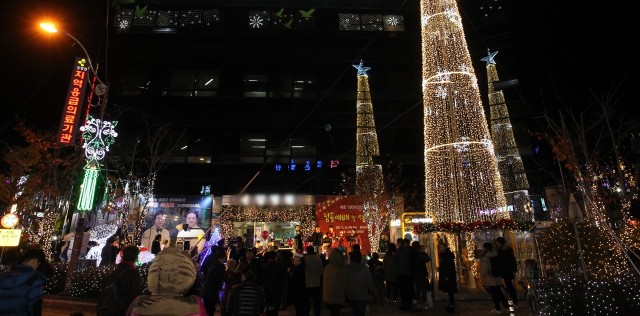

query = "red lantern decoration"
[[262, 230, 269, 240]]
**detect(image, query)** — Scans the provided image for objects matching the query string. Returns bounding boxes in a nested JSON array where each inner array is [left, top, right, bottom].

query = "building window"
[[339, 13, 404, 32], [114, 8, 221, 33], [244, 75, 268, 97], [339, 13, 361, 31], [360, 14, 383, 31], [170, 69, 219, 97], [292, 75, 315, 98], [195, 70, 219, 97], [241, 135, 266, 163], [119, 69, 147, 96], [384, 15, 405, 31]]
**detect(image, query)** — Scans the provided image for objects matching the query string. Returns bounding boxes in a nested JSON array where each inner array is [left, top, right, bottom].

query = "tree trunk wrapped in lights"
[[420, 0, 508, 224], [353, 61, 393, 253], [483, 50, 533, 223]]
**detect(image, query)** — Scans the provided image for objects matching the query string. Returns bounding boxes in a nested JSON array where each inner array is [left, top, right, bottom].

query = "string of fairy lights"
[[352, 60, 391, 253], [420, 0, 507, 224], [483, 50, 533, 224], [218, 204, 316, 241]]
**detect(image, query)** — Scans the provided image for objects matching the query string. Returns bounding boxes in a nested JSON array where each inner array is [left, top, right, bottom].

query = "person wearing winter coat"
[[480, 242, 509, 314], [98, 245, 143, 316], [0, 248, 50, 316], [262, 251, 287, 316], [322, 249, 348, 316], [410, 241, 431, 311], [394, 238, 413, 311], [495, 236, 519, 307], [200, 248, 227, 315], [344, 251, 379, 316], [383, 244, 397, 302], [127, 247, 206, 316], [437, 242, 457, 313], [304, 246, 323, 316]]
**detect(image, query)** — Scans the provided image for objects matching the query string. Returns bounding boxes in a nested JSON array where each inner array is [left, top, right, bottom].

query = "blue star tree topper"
[[480, 49, 499, 67], [353, 60, 371, 77]]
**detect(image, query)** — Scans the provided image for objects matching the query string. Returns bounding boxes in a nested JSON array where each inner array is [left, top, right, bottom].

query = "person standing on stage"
[[324, 225, 335, 239], [141, 211, 171, 250], [348, 228, 362, 248], [293, 225, 304, 254], [311, 226, 323, 255]]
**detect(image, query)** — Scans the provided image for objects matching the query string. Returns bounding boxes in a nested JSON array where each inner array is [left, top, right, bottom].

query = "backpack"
[[489, 255, 502, 278], [96, 268, 130, 316]]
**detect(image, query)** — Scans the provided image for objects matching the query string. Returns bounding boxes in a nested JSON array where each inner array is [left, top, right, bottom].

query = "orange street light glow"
[[40, 22, 58, 33]]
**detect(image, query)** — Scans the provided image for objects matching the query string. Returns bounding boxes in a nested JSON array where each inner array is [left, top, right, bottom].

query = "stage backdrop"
[[146, 195, 213, 239], [315, 195, 371, 255]]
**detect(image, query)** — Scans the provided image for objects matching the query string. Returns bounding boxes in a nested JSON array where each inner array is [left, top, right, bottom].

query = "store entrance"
[[233, 221, 299, 251]]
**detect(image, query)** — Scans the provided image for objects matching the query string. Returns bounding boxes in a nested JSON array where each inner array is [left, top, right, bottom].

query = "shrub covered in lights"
[[539, 220, 630, 280], [67, 263, 150, 298], [43, 262, 67, 295], [536, 275, 640, 315]]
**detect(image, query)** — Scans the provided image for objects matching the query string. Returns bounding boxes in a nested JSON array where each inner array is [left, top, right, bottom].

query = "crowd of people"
[[195, 236, 441, 316], [0, 231, 520, 316]]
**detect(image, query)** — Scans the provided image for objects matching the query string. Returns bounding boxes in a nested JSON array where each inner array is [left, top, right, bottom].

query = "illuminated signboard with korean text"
[[58, 57, 89, 145]]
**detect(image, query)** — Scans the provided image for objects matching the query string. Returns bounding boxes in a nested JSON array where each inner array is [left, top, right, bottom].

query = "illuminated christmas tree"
[[482, 50, 533, 223], [353, 60, 391, 253], [420, 1, 507, 223]]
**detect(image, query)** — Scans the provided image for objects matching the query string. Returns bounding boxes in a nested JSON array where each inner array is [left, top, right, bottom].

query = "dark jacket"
[[226, 281, 266, 316], [100, 244, 118, 266], [262, 259, 287, 305], [0, 264, 47, 316], [496, 245, 518, 279], [101, 262, 143, 316], [200, 258, 226, 313], [438, 248, 457, 294], [411, 251, 430, 280]]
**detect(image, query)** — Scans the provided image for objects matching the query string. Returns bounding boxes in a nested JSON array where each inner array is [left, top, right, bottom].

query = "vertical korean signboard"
[[58, 57, 89, 145]]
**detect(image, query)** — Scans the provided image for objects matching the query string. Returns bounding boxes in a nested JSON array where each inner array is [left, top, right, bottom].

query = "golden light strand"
[[420, 0, 507, 224]]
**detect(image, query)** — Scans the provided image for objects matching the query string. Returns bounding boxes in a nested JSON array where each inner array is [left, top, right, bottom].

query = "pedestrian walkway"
[[216, 290, 534, 316], [43, 289, 535, 316]]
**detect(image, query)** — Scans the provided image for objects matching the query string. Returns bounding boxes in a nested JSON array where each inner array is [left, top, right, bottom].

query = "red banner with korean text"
[[58, 57, 89, 145], [315, 195, 371, 255]]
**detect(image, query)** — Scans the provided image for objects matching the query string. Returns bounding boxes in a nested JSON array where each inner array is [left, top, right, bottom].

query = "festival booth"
[[217, 194, 316, 252]]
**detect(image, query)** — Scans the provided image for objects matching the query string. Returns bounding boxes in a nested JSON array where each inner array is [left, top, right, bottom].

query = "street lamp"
[[39, 22, 105, 89], [39, 21, 116, 280]]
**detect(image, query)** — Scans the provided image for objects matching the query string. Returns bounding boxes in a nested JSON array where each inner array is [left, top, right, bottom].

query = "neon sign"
[[58, 57, 89, 145]]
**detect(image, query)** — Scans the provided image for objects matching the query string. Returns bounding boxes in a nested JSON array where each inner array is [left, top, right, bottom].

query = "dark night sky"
[[0, 1, 635, 173]]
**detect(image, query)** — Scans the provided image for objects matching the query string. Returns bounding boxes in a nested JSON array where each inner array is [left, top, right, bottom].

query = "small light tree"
[[0, 124, 84, 258]]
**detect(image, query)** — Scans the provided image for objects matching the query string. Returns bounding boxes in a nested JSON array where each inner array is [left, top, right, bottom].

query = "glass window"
[[383, 15, 405, 32], [120, 69, 147, 96], [292, 74, 315, 98], [361, 14, 383, 31], [171, 69, 195, 96], [195, 70, 219, 97], [339, 13, 361, 31], [244, 75, 268, 97]]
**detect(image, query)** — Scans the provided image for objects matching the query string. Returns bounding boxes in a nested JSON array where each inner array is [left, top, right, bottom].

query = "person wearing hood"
[[344, 251, 379, 316], [322, 249, 347, 316], [127, 247, 206, 316], [0, 248, 50, 316], [480, 242, 509, 314]]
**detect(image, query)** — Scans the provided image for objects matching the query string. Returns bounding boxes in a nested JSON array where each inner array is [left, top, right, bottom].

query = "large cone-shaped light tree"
[[353, 60, 391, 253], [420, 1, 508, 224], [482, 50, 533, 223]]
